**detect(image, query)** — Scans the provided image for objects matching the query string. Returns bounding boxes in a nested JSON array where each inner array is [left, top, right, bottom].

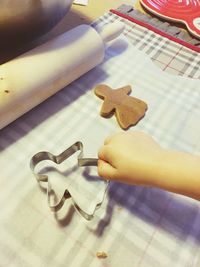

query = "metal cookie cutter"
[[30, 141, 109, 220]]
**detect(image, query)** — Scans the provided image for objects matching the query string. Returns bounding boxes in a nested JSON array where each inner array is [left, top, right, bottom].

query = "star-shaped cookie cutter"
[[30, 141, 109, 220]]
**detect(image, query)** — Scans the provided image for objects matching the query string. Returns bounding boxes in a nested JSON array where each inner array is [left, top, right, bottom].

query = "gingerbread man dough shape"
[[94, 84, 148, 129]]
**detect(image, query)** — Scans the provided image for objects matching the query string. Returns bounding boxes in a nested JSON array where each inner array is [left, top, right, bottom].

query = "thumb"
[[97, 159, 117, 180]]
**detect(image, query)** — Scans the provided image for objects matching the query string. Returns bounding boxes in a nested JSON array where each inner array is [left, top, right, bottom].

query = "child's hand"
[[98, 131, 165, 186], [98, 131, 200, 200]]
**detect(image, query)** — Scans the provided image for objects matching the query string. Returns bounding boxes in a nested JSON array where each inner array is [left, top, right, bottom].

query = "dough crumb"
[[96, 251, 108, 259]]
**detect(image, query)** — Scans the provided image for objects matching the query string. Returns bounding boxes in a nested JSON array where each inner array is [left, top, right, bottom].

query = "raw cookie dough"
[[94, 84, 148, 129]]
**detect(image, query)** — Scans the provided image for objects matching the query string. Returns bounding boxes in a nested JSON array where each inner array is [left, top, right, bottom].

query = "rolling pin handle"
[[98, 22, 125, 43]]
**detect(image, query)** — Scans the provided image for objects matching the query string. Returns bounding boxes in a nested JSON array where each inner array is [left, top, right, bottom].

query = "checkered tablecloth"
[[1, 10, 200, 267]]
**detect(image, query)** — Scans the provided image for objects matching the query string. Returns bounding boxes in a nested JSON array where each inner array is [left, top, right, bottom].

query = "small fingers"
[[98, 145, 110, 162], [97, 159, 117, 180]]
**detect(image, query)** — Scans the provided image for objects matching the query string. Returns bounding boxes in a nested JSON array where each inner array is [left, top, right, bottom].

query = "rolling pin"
[[0, 22, 124, 129]]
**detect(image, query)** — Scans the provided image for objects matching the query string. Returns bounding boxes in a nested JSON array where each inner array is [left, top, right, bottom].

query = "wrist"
[[152, 149, 200, 199]]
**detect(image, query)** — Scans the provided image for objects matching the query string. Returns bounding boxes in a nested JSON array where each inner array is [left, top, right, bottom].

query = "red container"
[[140, 0, 200, 38]]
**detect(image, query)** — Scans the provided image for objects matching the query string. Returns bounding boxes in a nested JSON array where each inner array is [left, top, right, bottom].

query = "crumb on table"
[[96, 251, 108, 259]]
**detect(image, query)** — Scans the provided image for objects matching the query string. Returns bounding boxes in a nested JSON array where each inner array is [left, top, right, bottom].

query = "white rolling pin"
[[0, 22, 124, 129]]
